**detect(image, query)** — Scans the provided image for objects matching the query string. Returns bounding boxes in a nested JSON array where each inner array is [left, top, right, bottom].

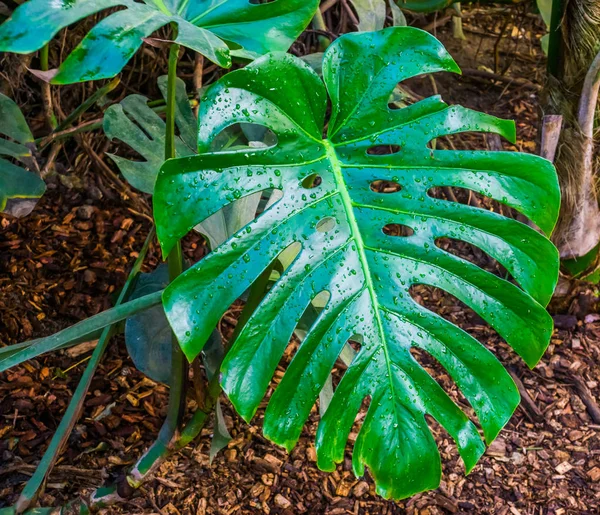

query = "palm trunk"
[[545, 0, 600, 259]]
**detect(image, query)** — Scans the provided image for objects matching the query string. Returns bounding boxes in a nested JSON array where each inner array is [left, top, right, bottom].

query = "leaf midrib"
[[324, 139, 400, 420], [188, 0, 230, 25]]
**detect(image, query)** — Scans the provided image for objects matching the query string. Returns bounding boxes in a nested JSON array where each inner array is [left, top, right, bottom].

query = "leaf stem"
[[311, 8, 331, 51], [0, 291, 163, 373], [39, 44, 57, 130], [128, 35, 187, 487]]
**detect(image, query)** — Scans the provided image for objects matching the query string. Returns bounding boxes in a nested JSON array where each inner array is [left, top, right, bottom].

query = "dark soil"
[[2, 4, 600, 514]]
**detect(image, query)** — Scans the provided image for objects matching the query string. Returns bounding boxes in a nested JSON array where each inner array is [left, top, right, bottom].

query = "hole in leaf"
[[388, 83, 423, 110], [382, 224, 414, 237], [409, 284, 491, 332], [256, 188, 284, 217], [302, 174, 322, 189], [427, 186, 523, 222], [269, 241, 302, 282], [436, 133, 489, 151], [316, 217, 336, 233], [293, 288, 332, 345], [435, 237, 510, 279], [367, 145, 401, 155], [370, 180, 401, 194], [211, 123, 277, 152]]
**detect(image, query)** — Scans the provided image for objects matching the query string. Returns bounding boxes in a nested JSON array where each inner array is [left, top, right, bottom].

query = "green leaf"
[[537, 0, 553, 27], [0, 0, 319, 84], [125, 264, 172, 383], [348, 0, 386, 31], [394, 0, 455, 11], [389, 1, 407, 26], [562, 243, 600, 278], [154, 27, 560, 499], [0, 93, 45, 217], [103, 76, 196, 194], [104, 76, 272, 248]]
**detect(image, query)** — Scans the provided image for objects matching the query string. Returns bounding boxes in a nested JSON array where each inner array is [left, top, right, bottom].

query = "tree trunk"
[[545, 0, 600, 259]]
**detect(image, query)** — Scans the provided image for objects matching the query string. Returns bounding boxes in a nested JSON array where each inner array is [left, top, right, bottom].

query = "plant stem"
[[14, 230, 155, 513], [128, 36, 187, 488], [0, 291, 163, 373], [311, 8, 331, 51], [165, 41, 181, 162], [39, 44, 57, 130]]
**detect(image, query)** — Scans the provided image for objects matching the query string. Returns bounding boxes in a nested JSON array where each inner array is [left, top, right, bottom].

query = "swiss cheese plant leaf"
[[0, 0, 319, 84], [0, 93, 45, 217], [153, 27, 560, 499], [103, 75, 196, 194]]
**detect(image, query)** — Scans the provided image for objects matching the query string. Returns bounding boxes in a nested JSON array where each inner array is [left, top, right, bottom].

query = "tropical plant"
[[0, 17, 560, 511], [0, 93, 45, 217], [152, 27, 560, 499], [0, 0, 319, 83]]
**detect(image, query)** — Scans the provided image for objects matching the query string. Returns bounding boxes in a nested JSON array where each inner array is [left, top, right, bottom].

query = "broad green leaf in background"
[[0, 93, 45, 217], [104, 76, 196, 194], [0, 0, 319, 84], [348, 0, 387, 31], [389, 1, 407, 26], [125, 264, 172, 383], [153, 27, 560, 499]]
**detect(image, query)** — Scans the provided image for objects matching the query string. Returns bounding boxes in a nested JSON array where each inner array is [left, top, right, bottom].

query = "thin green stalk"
[[311, 8, 330, 51], [165, 41, 181, 163], [128, 36, 187, 487], [40, 44, 57, 130], [15, 230, 155, 514], [0, 328, 105, 360], [54, 77, 120, 133]]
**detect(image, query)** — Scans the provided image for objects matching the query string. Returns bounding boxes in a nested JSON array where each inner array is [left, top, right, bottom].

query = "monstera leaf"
[[104, 75, 196, 194], [153, 28, 560, 499], [0, 0, 319, 84], [0, 93, 45, 217]]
